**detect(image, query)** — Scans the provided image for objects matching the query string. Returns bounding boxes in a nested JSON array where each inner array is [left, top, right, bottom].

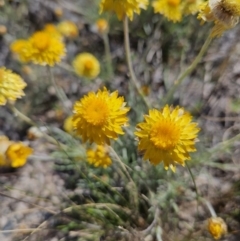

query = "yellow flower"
[[99, 0, 148, 21], [87, 145, 112, 168], [73, 88, 130, 145], [72, 53, 100, 79], [10, 39, 30, 63], [63, 115, 74, 134], [24, 31, 66, 66], [135, 105, 200, 172], [0, 136, 12, 166], [57, 21, 79, 38], [152, 0, 183, 22], [0, 136, 33, 168], [208, 217, 227, 240], [0, 67, 27, 105], [6, 142, 33, 168], [96, 18, 109, 34], [198, 2, 215, 22]]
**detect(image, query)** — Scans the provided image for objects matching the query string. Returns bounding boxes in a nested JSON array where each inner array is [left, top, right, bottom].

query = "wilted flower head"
[[73, 88, 130, 145], [135, 105, 200, 172], [198, 0, 240, 37], [57, 21, 79, 38], [208, 217, 227, 240], [87, 145, 112, 168], [99, 0, 149, 21], [0, 67, 27, 105], [0, 136, 33, 168], [73, 53, 100, 79]]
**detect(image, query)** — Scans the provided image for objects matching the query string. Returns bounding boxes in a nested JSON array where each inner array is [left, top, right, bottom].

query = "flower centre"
[[84, 59, 94, 71], [167, 0, 180, 7], [83, 98, 109, 126], [32, 32, 50, 50], [150, 120, 181, 150]]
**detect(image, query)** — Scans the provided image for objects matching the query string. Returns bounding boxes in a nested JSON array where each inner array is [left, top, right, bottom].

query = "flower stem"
[[109, 146, 133, 183], [10, 105, 36, 126], [9, 104, 64, 147], [186, 162, 199, 200], [103, 32, 114, 81], [205, 200, 217, 217], [163, 32, 213, 105], [123, 16, 150, 109], [47, 66, 71, 114]]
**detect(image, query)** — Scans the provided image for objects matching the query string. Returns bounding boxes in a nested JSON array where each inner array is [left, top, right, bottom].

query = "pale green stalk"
[[123, 16, 150, 109], [164, 32, 213, 104], [47, 66, 71, 114], [9, 104, 64, 147], [103, 32, 114, 80]]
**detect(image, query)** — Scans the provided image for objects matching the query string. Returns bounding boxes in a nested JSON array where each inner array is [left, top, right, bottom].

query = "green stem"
[[204, 199, 217, 217], [164, 32, 213, 105], [109, 146, 133, 183], [10, 105, 36, 126], [103, 32, 114, 80], [186, 162, 199, 200], [123, 16, 150, 109], [209, 132, 240, 154], [47, 66, 71, 114], [9, 104, 64, 147]]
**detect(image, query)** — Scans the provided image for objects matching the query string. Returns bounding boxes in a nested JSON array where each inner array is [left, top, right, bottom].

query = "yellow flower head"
[[24, 31, 66, 66], [135, 105, 200, 172], [96, 18, 109, 34], [63, 115, 74, 134], [73, 53, 100, 79], [6, 142, 33, 168], [152, 0, 182, 22], [0, 136, 12, 166], [0, 136, 33, 168], [73, 88, 130, 145], [198, 2, 215, 22], [0, 67, 27, 105], [208, 217, 227, 240], [99, 0, 148, 21], [87, 145, 112, 168], [10, 39, 30, 63], [57, 21, 79, 38]]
